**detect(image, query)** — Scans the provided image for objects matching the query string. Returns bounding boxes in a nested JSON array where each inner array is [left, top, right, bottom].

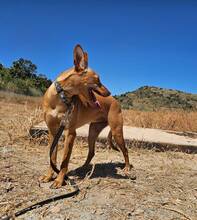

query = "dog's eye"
[[94, 83, 101, 88]]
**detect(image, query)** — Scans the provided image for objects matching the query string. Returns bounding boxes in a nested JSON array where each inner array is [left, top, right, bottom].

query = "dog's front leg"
[[50, 130, 76, 189]]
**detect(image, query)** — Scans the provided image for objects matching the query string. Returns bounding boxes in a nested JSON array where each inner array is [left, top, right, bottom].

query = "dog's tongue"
[[94, 100, 101, 108], [89, 89, 101, 108]]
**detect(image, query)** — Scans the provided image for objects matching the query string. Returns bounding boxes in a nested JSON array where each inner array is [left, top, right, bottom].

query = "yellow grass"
[[1, 91, 197, 133], [123, 109, 197, 132]]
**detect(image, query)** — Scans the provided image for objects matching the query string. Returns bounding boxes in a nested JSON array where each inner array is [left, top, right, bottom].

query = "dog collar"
[[54, 81, 73, 107]]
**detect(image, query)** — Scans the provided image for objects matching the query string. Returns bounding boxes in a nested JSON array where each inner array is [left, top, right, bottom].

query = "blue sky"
[[0, 0, 197, 95]]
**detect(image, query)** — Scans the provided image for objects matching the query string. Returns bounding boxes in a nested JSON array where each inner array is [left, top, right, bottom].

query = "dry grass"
[[123, 109, 197, 132], [0, 90, 42, 106], [9, 107, 42, 140], [1, 91, 197, 133], [0, 92, 43, 146]]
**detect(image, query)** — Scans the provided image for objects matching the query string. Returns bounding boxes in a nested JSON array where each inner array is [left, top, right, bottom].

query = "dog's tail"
[[107, 130, 120, 152]]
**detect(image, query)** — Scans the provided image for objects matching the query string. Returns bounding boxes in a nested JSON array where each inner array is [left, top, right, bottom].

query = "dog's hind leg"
[[107, 130, 120, 152], [108, 102, 134, 175], [83, 122, 107, 167]]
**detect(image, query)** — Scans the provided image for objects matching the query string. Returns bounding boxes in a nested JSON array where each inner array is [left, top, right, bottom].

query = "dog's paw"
[[50, 179, 64, 189], [123, 166, 137, 180], [39, 175, 53, 183]]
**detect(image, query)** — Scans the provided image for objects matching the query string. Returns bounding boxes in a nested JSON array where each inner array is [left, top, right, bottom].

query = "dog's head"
[[59, 44, 110, 107]]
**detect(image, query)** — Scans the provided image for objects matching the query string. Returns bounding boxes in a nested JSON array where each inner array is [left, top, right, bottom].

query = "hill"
[[115, 86, 197, 111]]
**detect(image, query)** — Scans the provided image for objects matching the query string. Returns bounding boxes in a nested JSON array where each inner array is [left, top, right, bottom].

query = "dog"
[[40, 45, 133, 188]]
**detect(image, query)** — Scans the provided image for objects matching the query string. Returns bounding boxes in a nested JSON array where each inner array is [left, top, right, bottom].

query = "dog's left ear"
[[73, 45, 88, 72]]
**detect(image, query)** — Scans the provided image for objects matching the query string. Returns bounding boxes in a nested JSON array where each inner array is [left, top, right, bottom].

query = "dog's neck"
[[54, 81, 73, 108]]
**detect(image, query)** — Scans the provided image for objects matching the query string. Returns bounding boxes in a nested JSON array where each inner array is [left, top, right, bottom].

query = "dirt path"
[[32, 122, 197, 153], [0, 100, 197, 220]]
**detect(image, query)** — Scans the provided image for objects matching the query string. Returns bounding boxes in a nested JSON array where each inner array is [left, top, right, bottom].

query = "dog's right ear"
[[73, 44, 88, 72]]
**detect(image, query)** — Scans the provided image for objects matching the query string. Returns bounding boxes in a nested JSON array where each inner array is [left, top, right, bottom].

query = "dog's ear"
[[84, 52, 88, 69], [73, 45, 88, 72]]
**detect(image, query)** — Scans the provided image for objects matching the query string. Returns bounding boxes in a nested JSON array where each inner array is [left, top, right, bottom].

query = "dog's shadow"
[[68, 162, 128, 180]]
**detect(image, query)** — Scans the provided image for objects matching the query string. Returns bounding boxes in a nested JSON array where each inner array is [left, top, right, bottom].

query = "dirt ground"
[[0, 97, 197, 220]]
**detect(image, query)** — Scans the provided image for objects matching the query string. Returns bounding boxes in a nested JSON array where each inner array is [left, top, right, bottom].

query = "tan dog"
[[41, 45, 133, 188]]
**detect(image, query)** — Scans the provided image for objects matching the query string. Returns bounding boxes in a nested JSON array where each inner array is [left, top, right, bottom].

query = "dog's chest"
[[49, 106, 66, 120], [50, 108, 59, 118]]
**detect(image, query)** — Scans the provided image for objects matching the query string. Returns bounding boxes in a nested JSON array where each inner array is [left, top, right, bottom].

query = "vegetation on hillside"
[[115, 86, 197, 111], [0, 58, 52, 96]]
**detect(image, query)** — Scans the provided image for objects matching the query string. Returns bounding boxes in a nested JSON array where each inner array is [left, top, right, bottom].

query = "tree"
[[1, 58, 52, 95], [10, 58, 37, 79], [0, 63, 3, 70]]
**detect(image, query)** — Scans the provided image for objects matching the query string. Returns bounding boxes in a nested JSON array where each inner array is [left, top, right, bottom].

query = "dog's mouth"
[[88, 88, 101, 108]]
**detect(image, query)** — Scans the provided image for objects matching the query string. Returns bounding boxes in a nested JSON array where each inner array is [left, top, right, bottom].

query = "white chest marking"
[[50, 109, 58, 118], [49, 108, 65, 120]]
